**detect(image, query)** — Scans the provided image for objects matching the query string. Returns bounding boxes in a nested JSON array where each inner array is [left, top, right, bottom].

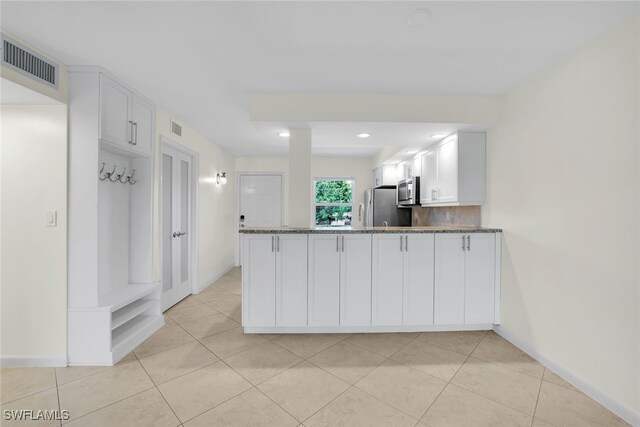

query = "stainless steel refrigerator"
[[363, 187, 411, 227]]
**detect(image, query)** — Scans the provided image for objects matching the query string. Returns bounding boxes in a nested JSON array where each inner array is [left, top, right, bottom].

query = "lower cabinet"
[[242, 234, 307, 327], [242, 231, 499, 330], [434, 233, 496, 325], [308, 234, 372, 326], [372, 234, 435, 326]]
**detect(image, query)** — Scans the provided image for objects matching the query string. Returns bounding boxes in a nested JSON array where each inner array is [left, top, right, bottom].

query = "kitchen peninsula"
[[239, 226, 501, 334]]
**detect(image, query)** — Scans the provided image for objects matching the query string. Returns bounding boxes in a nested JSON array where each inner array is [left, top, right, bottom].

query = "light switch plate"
[[46, 210, 57, 227]]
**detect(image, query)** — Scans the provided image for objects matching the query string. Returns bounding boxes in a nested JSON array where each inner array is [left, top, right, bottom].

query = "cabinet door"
[[464, 234, 496, 324], [436, 138, 458, 203], [340, 234, 372, 326], [403, 234, 435, 325], [373, 168, 381, 187], [131, 95, 154, 156], [434, 234, 466, 324], [99, 75, 131, 148], [308, 234, 341, 326], [372, 234, 404, 325], [242, 234, 276, 326], [420, 149, 437, 203], [276, 234, 308, 326]]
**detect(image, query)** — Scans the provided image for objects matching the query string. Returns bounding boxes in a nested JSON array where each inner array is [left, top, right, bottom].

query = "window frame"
[[313, 177, 356, 226]]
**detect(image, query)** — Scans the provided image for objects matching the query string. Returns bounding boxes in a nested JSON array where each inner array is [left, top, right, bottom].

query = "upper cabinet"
[[99, 74, 154, 156], [419, 132, 486, 206], [372, 164, 397, 187]]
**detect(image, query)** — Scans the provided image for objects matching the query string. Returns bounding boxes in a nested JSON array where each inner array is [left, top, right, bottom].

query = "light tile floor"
[[0, 267, 629, 426]]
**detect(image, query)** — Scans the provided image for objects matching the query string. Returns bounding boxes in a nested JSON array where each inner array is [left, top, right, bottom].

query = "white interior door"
[[162, 146, 192, 310], [238, 174, 282, 265]]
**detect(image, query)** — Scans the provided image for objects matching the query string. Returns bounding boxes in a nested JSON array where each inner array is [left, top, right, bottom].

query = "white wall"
[[154, 108, 236, 291], [1, 105, 68, 364], [235, 156, 372, 227], [483, 13, 639, 419]]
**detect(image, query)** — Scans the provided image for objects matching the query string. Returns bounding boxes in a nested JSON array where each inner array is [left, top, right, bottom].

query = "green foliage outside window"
[[315, 180, 353, 226]]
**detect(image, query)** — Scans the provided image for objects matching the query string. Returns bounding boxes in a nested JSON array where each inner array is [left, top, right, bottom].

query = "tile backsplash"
[[412, 206, 481, 226]]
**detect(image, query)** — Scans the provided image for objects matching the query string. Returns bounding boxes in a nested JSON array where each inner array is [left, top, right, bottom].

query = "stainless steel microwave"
[[397, 176, 420, 206]]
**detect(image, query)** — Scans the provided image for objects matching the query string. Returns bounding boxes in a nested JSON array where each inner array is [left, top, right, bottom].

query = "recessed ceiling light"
[[277, 131, 290, 137], [430, 133, 446, 139], [357, 133, 371, 138], [407, 8, 431, 27]]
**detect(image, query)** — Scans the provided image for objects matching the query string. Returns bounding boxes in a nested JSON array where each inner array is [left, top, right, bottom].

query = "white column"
[[288, 128, 312, 227]]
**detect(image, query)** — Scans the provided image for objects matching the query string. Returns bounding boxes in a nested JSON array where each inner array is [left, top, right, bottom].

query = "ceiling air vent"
[[1, 34, 58, 88], [171, 120, 183, 137]]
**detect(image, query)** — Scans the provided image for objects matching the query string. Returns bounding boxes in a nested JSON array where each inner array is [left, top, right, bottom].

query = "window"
[[314, 178, 354, 226]]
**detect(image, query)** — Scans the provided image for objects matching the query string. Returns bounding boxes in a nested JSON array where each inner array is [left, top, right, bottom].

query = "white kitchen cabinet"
[[243, 234, 308, 327], [403, 234, 435, 325], [464, 233, 496, 324], [434, 233, 496, 325], [99, 76, 131, 149], [420, 132, 486, 206], [434, 234, 466, 324], [131, 95, 154, 156], [372, 234, 404, 325], [276, 234, 308, 326], [420, 148, 438, 204], [340, 234, 372, 326], [372, 234, 435, 326], [308, 234, 341, 326], [243, 234, 277, 326], [309, 234, 372, 326], [372, 164, 397, 187], [99, 74, 154, 156], [436, 138, 458, 203]]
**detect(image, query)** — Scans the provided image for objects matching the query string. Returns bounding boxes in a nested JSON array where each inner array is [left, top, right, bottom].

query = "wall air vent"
[[1, 34, 58, 88], [171, 120, 183, 137]]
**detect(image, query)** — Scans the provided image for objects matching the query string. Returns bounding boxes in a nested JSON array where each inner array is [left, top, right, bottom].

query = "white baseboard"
[[195, 264, 236, 294], [1, 355, 67, 367], [493, 325, 639, 427], [245, 324, 494, 334]]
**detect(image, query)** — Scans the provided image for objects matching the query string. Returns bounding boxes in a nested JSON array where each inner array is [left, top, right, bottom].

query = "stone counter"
[[238, 226, 502, 234]]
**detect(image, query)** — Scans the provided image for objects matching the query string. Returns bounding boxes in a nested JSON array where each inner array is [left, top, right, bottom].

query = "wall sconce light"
[[216, 172, 227, 185]]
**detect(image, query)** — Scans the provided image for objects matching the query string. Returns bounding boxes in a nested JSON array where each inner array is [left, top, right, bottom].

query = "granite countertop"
[[239, 226, 502, 234]]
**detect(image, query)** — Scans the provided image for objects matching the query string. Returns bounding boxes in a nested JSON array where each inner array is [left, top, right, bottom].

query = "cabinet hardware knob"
[[271, 235, 274, 252], [405, 235, 408, 251], [336, 235, 339, 252], [467, 235, 471, 251], [400, 235, 403, 252]]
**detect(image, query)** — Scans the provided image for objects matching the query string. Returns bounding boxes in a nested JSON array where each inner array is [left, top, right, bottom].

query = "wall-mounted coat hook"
[[119, 167, 129, 183], [128, 169, 137, 185], [108, 166, 122, 182], [98, 162, 108, 180]]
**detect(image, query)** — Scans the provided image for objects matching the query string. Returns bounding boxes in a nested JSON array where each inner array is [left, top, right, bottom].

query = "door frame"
[[235, 172, 284, 266], [160, 136, 199, 307]]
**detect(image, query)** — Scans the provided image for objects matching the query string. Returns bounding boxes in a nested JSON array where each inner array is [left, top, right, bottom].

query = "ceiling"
[[1, 1, 637, 156]]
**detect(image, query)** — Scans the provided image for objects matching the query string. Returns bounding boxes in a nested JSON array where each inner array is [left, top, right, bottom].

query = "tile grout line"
[[53, 366, 62, 427], [299, 333, 427, 424], [530, 369, 546, 427], [179, 320, 303, 425], [415, 330, 488, 424], [129, 351, 183, 426], [419, 331, 541, 422]]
